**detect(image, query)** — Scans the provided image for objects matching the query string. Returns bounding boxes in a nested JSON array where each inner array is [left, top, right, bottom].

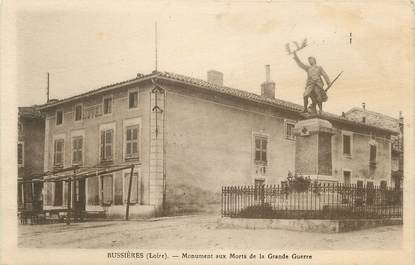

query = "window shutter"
[[100, 131, 105, 160]]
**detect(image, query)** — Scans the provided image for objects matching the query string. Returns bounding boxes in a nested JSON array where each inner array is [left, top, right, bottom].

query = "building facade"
[[37, 70, 398, 217], [345, 107, 404, 189], [17, 106, 45, 211]]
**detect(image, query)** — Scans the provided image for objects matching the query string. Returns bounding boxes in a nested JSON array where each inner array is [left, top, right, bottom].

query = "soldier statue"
[[292, 51, 330, 114]]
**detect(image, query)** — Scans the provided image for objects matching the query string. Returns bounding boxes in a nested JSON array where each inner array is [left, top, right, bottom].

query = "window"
[[343, 170, 351, 185], [380, 181, 387, 189], [24, 183, 33, 203], [101, 174, 113, 205], [285, 121, 296, 140], [75, 104, 83, 121], [369, 144, 377, 165], [53, 139, 64, 167], [124, 172, 142, 204], [125, 125, 139, 160], [367, 181, 374, 189], [17, 142, 24, 167], [356, 180, 363, 188], [254, 136, 267, 164], [129, 91, 138, 109], [254, 179, 265, 201], [54, 181, 63, 206], [18, 183, 23, 206], [103, 96, 112, 114], [56, 110, 63, 125], [100, 129, 113, 162], [342, 134, 351, 156], [18, 122, 23, 135], [72, 136, 83, 165], [114, 174, 123, 205], [87, 176, 99, 205]]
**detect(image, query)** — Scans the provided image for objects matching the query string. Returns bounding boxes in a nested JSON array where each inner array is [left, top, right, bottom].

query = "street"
[[18, 215, 402, 249]]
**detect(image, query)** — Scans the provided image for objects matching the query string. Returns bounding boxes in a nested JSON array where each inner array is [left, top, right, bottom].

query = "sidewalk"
[[18, 215, 402, 249]]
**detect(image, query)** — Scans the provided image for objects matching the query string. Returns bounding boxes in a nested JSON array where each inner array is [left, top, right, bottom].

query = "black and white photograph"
[[1, 0, 414, 264]]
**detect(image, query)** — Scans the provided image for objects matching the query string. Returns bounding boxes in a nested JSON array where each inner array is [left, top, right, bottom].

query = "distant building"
[[18, 106, 45, 211], [36, 69, 399, 218], [345, 106, 404, 189]]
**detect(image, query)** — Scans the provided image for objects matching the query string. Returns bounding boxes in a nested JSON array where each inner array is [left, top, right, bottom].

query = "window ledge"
[[100, 160, 114, 165], [125, 157, 140, 162], [343, 154, 352, 159]]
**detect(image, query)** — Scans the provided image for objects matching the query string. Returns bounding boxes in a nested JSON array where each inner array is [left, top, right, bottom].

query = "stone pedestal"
[[294, 118, 335, 179]]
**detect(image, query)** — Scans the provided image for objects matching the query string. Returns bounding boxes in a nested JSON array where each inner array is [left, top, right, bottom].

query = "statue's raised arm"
[[293, 52, 309, 71]]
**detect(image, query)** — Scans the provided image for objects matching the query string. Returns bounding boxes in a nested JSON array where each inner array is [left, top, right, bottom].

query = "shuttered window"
[[72, 136, 83, 165], [100, 129, 113, 162], [343, 135, 351, 155], [101, 175, 113, 205], [125, 125, 139, 160], [254, 136, 267, 164], [54, 139, 64, 167]]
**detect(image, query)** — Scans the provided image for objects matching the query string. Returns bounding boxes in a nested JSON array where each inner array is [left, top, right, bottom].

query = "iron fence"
[[221, 183, 402, 219]]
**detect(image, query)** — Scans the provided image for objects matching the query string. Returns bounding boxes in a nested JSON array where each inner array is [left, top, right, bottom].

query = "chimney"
[[399, 111, 404, 132], [362, 102, 366, 123], [261, 65, 275, 99], [207, 70, 223, 86]]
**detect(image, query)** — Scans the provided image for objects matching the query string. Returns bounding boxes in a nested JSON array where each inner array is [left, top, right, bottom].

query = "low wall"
[[218, 217, 402, 233]]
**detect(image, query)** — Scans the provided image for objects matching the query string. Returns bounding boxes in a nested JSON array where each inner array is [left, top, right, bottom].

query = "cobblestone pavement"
[[18, 215, 402, 249]]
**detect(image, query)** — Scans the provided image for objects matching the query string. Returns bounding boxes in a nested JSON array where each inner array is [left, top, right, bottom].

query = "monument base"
[[294, 118, 336, 177]]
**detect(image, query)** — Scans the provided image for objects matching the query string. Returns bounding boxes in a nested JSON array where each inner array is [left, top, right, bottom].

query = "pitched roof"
[[38, 71, 398, 135], [344, 107, 400, 133]]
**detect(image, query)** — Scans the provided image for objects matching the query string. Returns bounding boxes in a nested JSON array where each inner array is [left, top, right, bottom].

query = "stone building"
[[36, 69, 398, 217], [17, 106, 45, 211], [344, 106, 404, 189]]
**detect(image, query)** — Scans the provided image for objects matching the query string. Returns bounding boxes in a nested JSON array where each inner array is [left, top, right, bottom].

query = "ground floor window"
[[124, 172, 142, 204], [44, 182, 53, 206], [18, 182, 23, 206], [86, 172, 143, 206], [87, 176, 99, 205], [54, 181, 63, 206], [101, 174, 113, 206], [114, 174, 124, 205]]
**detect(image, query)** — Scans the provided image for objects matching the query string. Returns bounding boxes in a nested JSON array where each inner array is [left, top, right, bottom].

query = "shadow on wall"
[[164, 183, 221, 216]]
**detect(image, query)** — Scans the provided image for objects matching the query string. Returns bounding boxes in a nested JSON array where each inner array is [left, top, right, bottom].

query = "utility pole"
[[155, 22, 158, 72], [46, 72, 50, 102]]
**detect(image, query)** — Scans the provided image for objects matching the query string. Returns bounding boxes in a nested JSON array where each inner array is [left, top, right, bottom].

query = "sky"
[[16, 0, 414, 118]]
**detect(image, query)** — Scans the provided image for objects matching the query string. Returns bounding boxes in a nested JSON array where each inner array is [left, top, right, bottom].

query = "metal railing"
[[221, 183, 402, 219]]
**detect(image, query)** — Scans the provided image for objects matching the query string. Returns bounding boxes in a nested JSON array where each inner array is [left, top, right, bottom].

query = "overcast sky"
[[16, 1, 414, 118]]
